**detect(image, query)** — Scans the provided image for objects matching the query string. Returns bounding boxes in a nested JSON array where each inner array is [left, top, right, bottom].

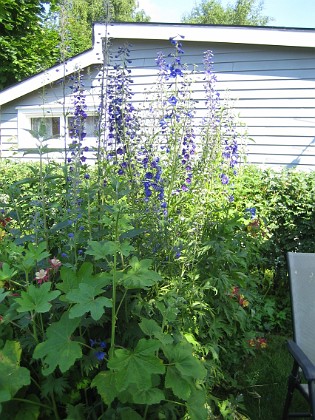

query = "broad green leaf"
[[65, 403, 85, 420], [139, 318, 173, 345], [120, 257, 162, 289], [186, 388, 208, 420], [131, 387, 165, 405], [14, 395, 41, 420], [119, 240, 135, 256], [57, 262, 111, 294], [139, 318, 161, 336], [50, 220, 72, 233], [92, 370, 117, 405], [118, 407, 143, 420], [57, 266, 81, 294], [108, 338, 165, 391], [86, 240, 135, 259], [66, 283, 112, 320], [26, 242, 50, 262], [0, 263, 17, 282], [86, 240, 120, 259], [0, 288, 10, 303], [165, 366, 192, 400], [15, 282, 61, 314], [12, 177, 36, 186], [33, 313, 81, 375], [119, 228, 147, 240], [0, 341, 30, 403], [163, 342, 206, 380], [41, 375, 70, 398]]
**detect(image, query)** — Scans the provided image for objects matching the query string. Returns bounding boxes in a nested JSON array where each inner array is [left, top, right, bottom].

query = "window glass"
[[68, 116, 98, 138], [31, 117, 60, 138]]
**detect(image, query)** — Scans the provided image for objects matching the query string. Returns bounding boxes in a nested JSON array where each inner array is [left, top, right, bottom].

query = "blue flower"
[[145, 188, 152, 198], [90, 339, 98, 347], [246, 207, 256, 219], [168, 95, 178, 106], [99, 341, 107, 349], [220, 174, 229, 185], [95, 351, 106, 361]]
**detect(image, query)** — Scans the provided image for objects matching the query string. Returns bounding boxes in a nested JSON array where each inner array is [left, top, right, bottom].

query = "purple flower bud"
[[220, 174, 229, 185]]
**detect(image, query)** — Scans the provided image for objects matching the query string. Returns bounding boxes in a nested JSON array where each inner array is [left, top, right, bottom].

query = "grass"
[[240, 335, 309, 419]]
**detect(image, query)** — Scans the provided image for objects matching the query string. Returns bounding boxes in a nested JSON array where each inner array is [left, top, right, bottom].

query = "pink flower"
[[35, 269, 49, 284], [49, 257, 62, 271]]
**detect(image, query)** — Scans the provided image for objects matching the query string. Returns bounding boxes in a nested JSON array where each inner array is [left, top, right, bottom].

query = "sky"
[[137, 0, 315, 28]]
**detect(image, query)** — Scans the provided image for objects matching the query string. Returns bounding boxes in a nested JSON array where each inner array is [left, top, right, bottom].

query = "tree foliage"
[[55, 0, 150, 56], [0, 0, 150, 90], [182, 0, 272, 26], [0, 0, 60, 89]]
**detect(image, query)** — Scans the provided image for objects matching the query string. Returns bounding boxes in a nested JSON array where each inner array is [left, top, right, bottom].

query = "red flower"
[[0, 217, 12, 227]]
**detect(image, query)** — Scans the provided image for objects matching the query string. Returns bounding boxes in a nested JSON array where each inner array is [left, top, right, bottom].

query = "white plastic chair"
[[282, 252, 315, 419]]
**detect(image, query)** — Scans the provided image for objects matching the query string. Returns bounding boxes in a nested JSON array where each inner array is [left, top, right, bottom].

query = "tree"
[[0, 0, 150, 90], [182, 0, 272, 26], [0, 0, 60, 89], [56, 0, 150, 57]]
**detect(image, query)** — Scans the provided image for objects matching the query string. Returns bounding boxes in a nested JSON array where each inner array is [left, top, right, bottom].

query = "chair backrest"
[[287, 252, 315, 365]]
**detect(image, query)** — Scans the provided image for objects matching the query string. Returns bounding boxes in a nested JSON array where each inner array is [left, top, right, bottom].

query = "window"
[[17, 106, 99, 152], [31, 117, 61, 138], [67, 116, 98, 138]]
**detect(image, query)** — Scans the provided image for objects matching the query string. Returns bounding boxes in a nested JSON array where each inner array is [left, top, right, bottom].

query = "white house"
[[0, 22, 315, 170]]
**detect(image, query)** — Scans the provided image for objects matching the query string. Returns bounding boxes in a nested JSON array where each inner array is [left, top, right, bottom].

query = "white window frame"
[[16, 105, 99, 152]]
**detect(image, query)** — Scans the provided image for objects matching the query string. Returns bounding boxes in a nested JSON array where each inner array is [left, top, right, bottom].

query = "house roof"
[[1, 22, 315, 107]]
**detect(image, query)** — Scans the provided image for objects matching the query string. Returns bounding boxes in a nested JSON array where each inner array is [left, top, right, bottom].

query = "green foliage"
[[182, 0, 272, 25], [0, 0, 59, 89], [1, 37, 314, 418], [233, 166, 315, 293], [0, 341, 30, 408], [66, 282, 112, 320], [0, 0, 150, 89], [15, 282, 60, 313], [33, 313, 82, 375]]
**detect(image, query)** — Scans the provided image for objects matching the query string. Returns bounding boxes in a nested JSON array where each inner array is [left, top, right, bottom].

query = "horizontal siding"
[[0, 39, 315, 170]]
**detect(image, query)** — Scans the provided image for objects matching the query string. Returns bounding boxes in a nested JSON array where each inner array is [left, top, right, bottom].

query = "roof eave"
[[0, 48, 101, 107]]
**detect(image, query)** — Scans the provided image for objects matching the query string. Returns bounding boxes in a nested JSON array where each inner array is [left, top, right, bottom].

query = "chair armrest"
[[288, 340, 315, 381]]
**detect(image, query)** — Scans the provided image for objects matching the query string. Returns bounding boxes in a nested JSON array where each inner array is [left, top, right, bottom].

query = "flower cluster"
[[0, 212, 12, 241], [203, 50, 221, 130], [155, 35, 185, 81], [90, 338, 107, 361], [68, 72, 88, 164], [142, 157, 164, 201], [106, 44, 140, 176], [230, 286, 249, 308], [155, 37, 197, 195], [34, 257, 62, 285], [0, 216, 12, 228], [202, 51, 240, 186], [248, 337, 267, 349]]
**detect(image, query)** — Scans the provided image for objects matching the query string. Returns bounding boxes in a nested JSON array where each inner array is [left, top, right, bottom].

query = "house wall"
[[0, 65, 102, 160], [108, 38, 315, 170], [1, 37, 315, 170]]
